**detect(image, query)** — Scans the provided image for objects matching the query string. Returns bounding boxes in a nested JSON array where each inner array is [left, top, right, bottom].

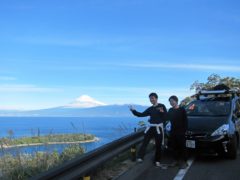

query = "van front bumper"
[[185, 134, 232, 155]]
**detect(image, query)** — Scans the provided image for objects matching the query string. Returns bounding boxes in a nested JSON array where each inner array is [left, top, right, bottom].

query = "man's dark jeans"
[[138, 127, 163, 162]]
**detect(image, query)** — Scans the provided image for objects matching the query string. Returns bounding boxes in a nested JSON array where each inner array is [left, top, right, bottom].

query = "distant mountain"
[[0, 104, 148, 117], [0, 95, 149, 117], [64, 95, 107, 108]]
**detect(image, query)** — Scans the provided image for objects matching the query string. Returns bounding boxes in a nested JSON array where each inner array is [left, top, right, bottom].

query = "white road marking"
[[173, 158, 194, 180]]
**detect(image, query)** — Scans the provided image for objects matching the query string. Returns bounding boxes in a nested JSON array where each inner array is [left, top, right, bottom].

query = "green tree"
[[181, 74, 240, 107], [190, 74, 240, 91]]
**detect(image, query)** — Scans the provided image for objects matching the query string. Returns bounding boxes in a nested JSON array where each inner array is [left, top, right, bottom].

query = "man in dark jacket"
[[168, 95, 188, 169], [129, 93, 167, 167]]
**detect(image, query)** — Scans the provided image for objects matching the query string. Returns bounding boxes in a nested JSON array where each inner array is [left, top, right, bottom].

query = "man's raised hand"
[[129, 105, 135, 111], [157, 107, 164, 113]]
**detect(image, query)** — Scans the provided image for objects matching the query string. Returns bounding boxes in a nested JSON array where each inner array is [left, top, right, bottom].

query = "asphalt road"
[[116, 148, 240, 180]]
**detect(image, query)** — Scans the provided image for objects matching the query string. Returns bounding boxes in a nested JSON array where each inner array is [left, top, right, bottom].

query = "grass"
[[0, 144, 85, 180], [0, 133, 95, 147]]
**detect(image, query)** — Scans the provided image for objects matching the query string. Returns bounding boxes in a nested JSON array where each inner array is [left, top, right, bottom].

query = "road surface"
[[116, 148, 240, 180]]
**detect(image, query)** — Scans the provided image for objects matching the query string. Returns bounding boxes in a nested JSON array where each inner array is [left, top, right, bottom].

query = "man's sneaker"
[[137, 158, 143, 163], [155, 162, 167, 169], [155, 161, 161, 167]]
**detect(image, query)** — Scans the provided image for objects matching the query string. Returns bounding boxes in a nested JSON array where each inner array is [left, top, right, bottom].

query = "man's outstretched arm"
[[130, 108, 150, 117]]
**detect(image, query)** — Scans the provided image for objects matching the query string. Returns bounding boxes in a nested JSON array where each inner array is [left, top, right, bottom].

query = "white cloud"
[[16, 36, 129, 47], [114, 62, 240, 72], [0, 84, 62, 93], [0, 76, 16, 81], [0, 105, 26, 111], [0, 105, 17, 110]]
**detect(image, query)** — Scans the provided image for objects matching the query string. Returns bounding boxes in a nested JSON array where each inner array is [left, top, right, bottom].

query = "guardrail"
[[32, 128, 145, 180]]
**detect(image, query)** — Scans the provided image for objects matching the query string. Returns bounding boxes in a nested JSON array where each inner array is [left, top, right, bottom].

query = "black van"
[[185, 89, 240, 159]]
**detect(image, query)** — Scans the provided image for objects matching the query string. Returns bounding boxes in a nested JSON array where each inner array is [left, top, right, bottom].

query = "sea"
[[0, 117, 146, 155]]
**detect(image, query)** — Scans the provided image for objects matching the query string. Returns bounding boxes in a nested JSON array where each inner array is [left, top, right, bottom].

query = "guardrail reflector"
[[83, 176, 91, 180]]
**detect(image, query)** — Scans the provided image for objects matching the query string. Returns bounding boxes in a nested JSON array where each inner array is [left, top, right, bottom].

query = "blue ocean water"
[[0, 117, 145, 155]]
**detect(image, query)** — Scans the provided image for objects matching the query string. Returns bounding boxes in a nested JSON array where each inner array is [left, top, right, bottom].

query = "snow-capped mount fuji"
[[0, 95, 148, 117], [64, 95, 107, 108]]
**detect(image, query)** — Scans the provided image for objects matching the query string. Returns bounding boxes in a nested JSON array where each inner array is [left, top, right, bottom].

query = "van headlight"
[[211, 124, 229, 136]]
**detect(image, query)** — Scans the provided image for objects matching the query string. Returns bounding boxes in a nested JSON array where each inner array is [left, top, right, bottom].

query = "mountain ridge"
[[0, 104, 148, 117]]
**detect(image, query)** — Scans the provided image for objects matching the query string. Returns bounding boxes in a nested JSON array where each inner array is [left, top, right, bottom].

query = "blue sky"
[[0, 0, 240, 110]]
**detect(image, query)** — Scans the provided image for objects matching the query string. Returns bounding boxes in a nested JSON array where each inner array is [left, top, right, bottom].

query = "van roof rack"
[[199, 90, 227, 95], [194, 89, 240, 100]]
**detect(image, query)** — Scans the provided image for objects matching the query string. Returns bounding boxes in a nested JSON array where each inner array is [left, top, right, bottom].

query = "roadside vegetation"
[[0, 144, 85, 180], [0, 130, 96, 180]]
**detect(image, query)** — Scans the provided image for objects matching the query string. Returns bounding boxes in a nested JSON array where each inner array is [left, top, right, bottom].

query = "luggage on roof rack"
[[213, 84, 230, 91]]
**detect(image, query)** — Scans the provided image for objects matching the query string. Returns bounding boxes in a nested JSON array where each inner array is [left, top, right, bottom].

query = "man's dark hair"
[[169, 95, 178, 102], [149, 92, 158, 99]]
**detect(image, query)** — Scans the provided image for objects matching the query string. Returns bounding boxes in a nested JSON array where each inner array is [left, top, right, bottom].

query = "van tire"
[[226, 136, 238, 159]]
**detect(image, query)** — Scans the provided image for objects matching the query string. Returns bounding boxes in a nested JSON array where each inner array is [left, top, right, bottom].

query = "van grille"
[[186, 131, 208, 138]]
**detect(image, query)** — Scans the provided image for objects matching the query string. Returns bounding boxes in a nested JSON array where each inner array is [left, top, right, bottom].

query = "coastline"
[[1, 137, 100, 149]]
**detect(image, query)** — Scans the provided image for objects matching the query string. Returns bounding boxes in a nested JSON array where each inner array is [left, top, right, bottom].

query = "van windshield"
[[186, 100, 231, 116]]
